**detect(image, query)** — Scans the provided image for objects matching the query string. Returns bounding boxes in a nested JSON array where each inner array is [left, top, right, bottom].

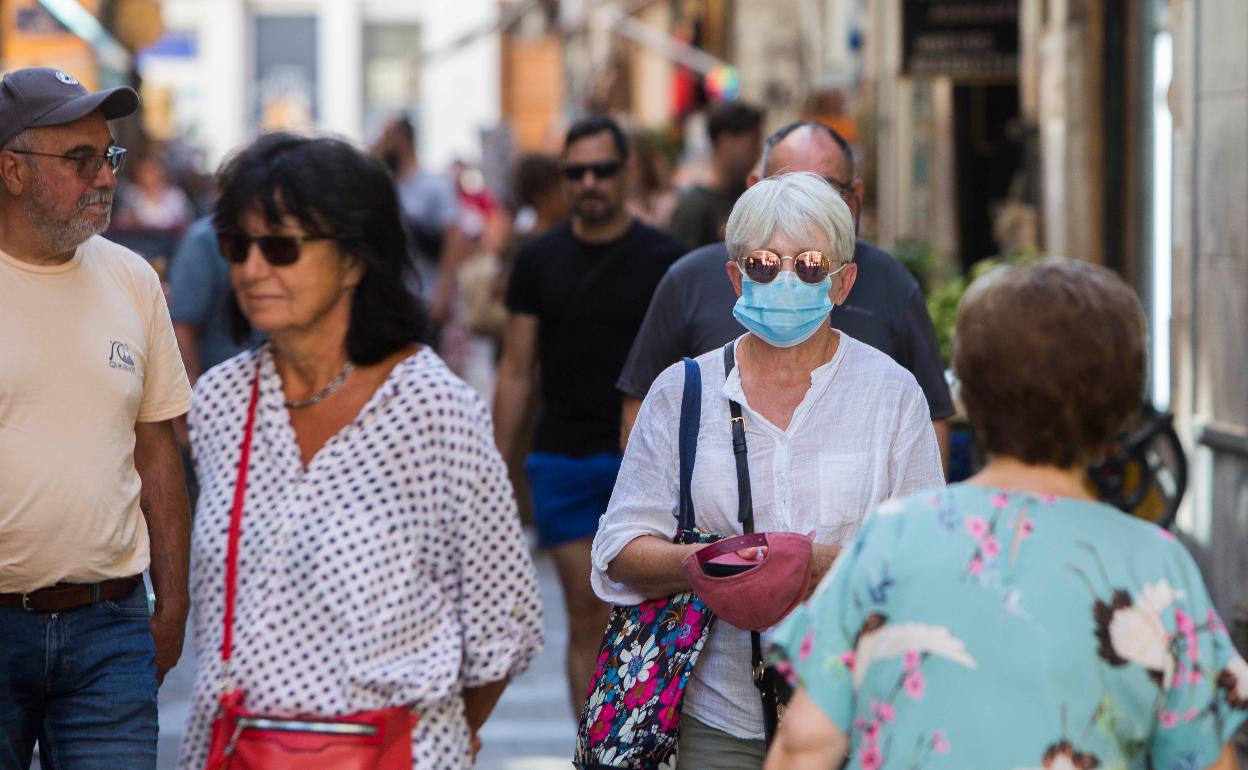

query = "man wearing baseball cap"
[[0, 68, 192, 768]]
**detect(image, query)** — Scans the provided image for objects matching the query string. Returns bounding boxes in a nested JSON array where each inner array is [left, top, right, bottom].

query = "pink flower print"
[[1020, 519, 1035, 538], [657, 680, 683, 732], [588, 701, 616, 745], [840, 650, 856, 670], [859, 742, 883, 770], [774, 659, 798, 688], [876, 702, 896, 724], [1189, 668, 1203, 685], [1207, 609, 1226, 634], [864, 719, 881, 743], [1181, 707, 1201, 723], [981, 534, 1002, 560], [1158, 710, 1178, 728], [969, 555, 984, 577], [1175, 607, 1195, 635], [1039, 494, 1058, 504], [904, 649, 921, 671], [931, 729, 951, 754], [1158, 527, 1177, 541], [675, 606, 703, 649], [798, 630, 815, 661], [622, 673, 660, 710], [853, 717, 869, 732], [904, 669, 927, 700], [965, 516, 989, 540], [990, 492, 1010, 508]]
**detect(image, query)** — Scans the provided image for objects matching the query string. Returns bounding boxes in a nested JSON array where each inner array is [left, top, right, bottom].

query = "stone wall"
[[1171, 0, 1248, 628]]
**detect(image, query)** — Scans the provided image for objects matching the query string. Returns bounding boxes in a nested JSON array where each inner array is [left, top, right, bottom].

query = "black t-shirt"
[[506, 220, 686, 455], [616, 240, 955, 421], [666, 185, 742, 251]]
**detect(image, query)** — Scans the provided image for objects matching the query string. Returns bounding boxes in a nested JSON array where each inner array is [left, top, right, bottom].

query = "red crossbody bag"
[[203, 363, 418, 770]]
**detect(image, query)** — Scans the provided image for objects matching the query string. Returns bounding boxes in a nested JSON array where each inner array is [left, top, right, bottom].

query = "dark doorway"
[[953, 84, 1023, 272]]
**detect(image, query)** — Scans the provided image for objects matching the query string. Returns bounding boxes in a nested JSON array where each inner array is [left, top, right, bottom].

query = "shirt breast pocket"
[[816, 451, 873, 544]]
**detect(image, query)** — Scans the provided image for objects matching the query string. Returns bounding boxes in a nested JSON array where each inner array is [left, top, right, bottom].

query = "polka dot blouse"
[[177, 346, 544, 769]]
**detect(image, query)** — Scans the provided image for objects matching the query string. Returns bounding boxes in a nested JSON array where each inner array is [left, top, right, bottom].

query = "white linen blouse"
[[178, 346, 543, 769], [591, 333, 944, 740]]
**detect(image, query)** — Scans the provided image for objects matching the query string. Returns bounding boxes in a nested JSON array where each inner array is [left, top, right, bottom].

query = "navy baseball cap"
[[0, 68, 139, 149]]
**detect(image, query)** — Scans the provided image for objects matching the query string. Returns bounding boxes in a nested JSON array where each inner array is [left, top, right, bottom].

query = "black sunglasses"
[[219, 232, 334, 266], [10, 145, 127, 180], [561, 161, 622, 181]]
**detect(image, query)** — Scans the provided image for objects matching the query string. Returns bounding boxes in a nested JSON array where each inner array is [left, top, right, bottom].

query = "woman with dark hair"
[[765, 258, 1247, 770], [177, 133, 543, 769]]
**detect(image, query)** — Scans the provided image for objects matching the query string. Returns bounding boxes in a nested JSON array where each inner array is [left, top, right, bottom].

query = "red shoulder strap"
[[221, 361, 262, 665]]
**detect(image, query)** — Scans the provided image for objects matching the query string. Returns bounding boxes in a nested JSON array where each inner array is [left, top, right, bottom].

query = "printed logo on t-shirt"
[[109, 340, 136, 373]]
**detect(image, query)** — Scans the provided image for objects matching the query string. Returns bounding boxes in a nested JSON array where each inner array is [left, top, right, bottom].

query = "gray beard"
[[23, 176, 112, 256]]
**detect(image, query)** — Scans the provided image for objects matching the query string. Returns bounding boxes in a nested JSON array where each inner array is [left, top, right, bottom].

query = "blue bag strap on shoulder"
[[678, 357, 701, 532]]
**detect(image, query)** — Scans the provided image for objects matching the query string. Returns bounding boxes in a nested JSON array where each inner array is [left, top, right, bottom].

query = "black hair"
[[392, 114, 416, 147], [563, 115, 629, 162], [760, 119, 855, 178], [213, 132, 430, 364], [513, 153, 563, 207], [707, 101, 763, 143]]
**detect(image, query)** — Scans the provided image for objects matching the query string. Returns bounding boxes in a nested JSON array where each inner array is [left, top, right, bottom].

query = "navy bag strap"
[[678, 357, 701, 532]]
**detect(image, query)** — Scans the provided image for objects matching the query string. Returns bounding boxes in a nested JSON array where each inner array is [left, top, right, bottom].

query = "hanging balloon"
[[704, 64, 741, 103]]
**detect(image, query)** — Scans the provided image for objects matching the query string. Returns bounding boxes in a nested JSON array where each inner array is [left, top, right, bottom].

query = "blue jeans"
[[0, 582, 158, 770]]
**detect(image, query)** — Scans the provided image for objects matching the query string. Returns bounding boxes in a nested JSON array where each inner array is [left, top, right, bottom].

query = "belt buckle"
[[21, 592, 34, 611]]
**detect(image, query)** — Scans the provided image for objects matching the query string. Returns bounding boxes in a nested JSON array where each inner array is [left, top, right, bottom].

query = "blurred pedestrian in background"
[[627, 130, 679, 229], [167, 214, 263, 502], [666, 100, 763, 251], [620, 120, 953, 469], [168, 216, 261, 385], [766, 258, 1248, 770], [178, 133, 543, 769], [592, 172, 942, 767], [0, 67, 191, 770], [494, 115, 686, 718], [370, 114, 461, 313], [115, 150, 195, 233]]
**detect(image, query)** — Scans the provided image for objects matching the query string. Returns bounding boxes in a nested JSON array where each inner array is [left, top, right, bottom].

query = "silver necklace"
[[284, 362, 355, 409]]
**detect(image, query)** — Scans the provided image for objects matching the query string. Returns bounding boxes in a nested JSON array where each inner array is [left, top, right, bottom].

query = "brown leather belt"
[[0, 575, 143, 612]]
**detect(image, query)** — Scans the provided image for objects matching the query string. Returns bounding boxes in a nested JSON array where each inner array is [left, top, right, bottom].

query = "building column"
[[199, 0, 248, 167], [318, 0, 363, 142]]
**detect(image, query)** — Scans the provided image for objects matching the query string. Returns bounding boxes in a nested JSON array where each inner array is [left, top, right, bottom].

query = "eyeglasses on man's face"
[[8, 145, 127, 181]]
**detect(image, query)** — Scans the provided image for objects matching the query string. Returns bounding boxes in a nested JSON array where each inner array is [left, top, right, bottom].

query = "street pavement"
[[31, 544, 577, 769]]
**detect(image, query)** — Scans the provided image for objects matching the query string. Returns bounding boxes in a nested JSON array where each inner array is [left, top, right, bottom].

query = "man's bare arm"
[[493, 313, 539, 461], [134, 419, 191, 684]]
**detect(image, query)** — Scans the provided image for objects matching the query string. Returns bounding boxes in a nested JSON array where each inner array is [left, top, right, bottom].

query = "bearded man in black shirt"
[[494, 116, 685, 717]]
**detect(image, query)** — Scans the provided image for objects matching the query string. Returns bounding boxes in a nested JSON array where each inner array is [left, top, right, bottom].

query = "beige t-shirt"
[[0, 236, 192, 593]]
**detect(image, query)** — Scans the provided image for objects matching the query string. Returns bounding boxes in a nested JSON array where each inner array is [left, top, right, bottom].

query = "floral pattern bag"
[[574, 358, 720, 770]]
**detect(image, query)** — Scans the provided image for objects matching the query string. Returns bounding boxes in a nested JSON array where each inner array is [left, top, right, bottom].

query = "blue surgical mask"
[[733, 271, 833, 348]]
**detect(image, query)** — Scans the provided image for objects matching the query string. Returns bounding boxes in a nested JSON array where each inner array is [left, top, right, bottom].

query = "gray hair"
[[724, 171, 856, 264], [5, 130, 36, 153]]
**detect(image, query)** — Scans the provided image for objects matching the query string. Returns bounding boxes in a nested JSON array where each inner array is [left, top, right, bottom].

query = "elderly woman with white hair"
[[588, 171, 944, 768]]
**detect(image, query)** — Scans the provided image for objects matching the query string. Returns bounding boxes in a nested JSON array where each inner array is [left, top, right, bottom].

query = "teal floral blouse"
[[770, 484, 1248, 770]]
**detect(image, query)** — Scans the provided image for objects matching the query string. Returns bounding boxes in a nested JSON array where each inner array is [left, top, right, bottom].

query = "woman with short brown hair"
[[765, 258, 1247, 770]]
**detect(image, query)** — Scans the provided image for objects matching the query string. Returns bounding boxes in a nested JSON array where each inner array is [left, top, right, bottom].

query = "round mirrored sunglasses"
[[738, 249, 849, 285]]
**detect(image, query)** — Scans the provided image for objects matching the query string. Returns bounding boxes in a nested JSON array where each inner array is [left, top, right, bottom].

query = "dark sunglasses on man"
[[561, 161, 622, 182], [219, 232, 334, 266], [9, 145, 127, 180]]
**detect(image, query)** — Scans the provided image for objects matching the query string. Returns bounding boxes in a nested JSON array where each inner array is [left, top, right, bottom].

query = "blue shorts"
[[525, 451, 623, 548]]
